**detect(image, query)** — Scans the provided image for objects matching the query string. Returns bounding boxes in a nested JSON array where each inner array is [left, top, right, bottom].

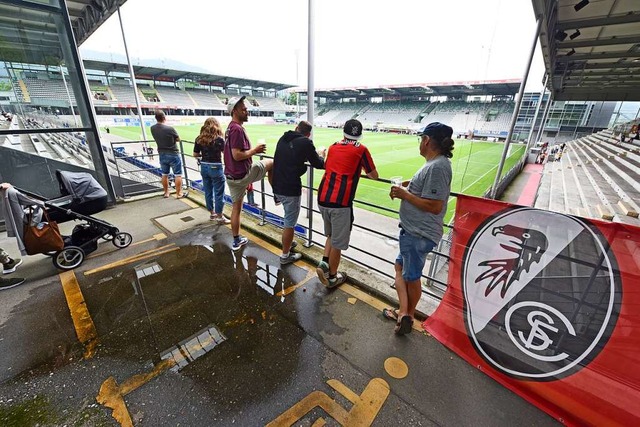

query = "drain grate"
[[180, 216, 195, 222]]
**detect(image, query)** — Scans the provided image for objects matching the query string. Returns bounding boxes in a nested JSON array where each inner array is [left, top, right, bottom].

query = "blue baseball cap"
[[417, 122, 453, 140]]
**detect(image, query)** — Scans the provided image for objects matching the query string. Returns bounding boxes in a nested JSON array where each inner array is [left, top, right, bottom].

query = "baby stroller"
[[17, 170, 133, 270]]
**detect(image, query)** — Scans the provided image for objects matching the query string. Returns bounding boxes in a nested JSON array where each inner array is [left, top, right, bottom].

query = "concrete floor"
[[0, 195, 558, 426]]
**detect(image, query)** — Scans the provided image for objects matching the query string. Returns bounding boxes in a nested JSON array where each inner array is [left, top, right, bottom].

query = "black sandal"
[[382, 308, 399, 321], [394, 315, 413, 335]]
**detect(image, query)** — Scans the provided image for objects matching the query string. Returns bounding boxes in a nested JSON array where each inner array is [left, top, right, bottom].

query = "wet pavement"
[[0, 198, 559, 426]]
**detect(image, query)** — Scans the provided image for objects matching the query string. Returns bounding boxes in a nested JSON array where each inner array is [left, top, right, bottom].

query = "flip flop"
[[382, 308, 399, 321], [394, 315, 413, 336], [176, 191, 189, 199], [163, 194, 170, 199]]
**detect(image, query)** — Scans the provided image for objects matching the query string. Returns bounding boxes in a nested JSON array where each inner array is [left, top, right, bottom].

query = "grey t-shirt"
[[399, 155, 452, 244], [150, 123, 179, 153]]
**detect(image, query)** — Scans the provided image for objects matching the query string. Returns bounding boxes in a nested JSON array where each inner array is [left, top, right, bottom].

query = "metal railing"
[[109, 138, 526, 300]]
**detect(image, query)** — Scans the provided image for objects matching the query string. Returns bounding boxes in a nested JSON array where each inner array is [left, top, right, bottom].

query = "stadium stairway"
[[567, 138, 639, 224], [17, 79, 30, 103], [534, 128, 640, 226]]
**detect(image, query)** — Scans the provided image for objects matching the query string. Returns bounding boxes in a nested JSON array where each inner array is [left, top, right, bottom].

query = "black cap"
[[417, 122, 453, 141], [343, 119, 363, 141]]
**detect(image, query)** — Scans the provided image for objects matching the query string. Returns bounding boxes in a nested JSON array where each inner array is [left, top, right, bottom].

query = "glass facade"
[[514, 93, 616, 142], [0, 0, 114, 201]]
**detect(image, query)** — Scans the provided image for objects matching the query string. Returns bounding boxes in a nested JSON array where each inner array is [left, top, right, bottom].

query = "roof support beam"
[[564, 70, 639, 77], [556, 13, 640, 31], [556, 50, 640, 62], [578, 62, 640, 70], [558, 35, 640, 49]]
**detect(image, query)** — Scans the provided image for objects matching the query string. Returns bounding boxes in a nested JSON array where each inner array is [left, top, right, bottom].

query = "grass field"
[[108, 124, 525, 222]]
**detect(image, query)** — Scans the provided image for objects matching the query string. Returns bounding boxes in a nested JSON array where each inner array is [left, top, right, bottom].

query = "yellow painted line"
[[267, 377, 390, 426], [119, 358, 175, 395], [276, 269, 315, 297], [153, 232, 167, 240], [243, 231, 286, 257], [96, 377, 132, 427], [97, 359, 175, 427], [250, 231, 423, 332], [83, 245, 178, 276], [179, 197, 199, 209], [59, 270, 98, 359], [339, 283, 423, 332]]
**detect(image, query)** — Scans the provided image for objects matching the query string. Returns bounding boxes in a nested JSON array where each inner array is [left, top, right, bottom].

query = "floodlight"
[[574, 0, 589, 12], [555, 30, 568, 42], [570, 29, 581, 40], [566, 49, 576, 56]]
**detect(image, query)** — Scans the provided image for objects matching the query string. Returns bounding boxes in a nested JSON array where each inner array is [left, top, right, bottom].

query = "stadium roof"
[[70, 0, 128, 46], [533, 0, 640, 101], [0, 0, 127, 65], [83, 59, 294, 92], [298, 80, 522, 99]]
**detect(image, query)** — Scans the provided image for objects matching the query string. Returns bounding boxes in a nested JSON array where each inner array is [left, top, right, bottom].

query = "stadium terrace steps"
[[185, 89, 226, 109], [23, 78, 75, 104], [564, 143, 617, 220], [563, 149, 595, 218], [568, 139, 639, 224], [17, 79, 30, 102], [155, 87, 196, 108], [109, 84, 143, 104], [253, 96, 287, 112]]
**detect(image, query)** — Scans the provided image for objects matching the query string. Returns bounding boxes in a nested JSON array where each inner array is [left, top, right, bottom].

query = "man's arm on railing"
[[307, 145, 325, 169], [366, 169, 379, 180]]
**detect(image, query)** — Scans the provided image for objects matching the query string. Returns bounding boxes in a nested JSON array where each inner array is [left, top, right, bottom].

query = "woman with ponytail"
[[193, 117, 230, 224], [386, 122, 454, 335]]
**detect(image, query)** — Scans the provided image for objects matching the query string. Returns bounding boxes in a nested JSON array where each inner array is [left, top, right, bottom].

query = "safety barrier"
[[109, 138, 526, 299]]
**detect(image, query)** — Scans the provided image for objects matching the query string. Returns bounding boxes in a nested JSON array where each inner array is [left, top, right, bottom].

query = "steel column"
[[491, 16, 542, 199]]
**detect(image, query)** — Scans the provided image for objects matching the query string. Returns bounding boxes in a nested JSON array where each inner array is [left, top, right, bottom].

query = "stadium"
[[0, 0, 640, 426]]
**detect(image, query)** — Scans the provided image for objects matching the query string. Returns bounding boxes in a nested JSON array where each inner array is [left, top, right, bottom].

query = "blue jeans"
[[395, 228, 437, 282], [201, 163, 225, 214]]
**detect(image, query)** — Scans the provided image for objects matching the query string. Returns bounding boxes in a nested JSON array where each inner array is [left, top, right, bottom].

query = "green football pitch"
[[107, 123, 524, 222]]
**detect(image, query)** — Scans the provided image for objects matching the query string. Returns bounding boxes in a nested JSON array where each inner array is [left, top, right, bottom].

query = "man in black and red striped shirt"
[[316, 119, 378, 288]]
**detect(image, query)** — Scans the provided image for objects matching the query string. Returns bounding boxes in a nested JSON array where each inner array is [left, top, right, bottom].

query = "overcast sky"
[[80, 0, 546, 91]]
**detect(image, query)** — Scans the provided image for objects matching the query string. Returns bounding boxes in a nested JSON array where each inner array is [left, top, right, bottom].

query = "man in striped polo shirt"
[[316, 119, 378, 288]]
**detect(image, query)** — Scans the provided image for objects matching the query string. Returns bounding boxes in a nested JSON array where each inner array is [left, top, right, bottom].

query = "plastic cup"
[[390, 176, 402, 200], [390, 176, 403, 187]]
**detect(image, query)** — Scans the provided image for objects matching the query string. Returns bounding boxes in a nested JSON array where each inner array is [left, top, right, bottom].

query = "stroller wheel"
[[53, 246, 85, 271], [112, 232, 133, 248]]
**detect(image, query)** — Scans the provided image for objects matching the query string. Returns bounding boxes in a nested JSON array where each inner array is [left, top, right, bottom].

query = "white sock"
[[281, 252, 289, 258]]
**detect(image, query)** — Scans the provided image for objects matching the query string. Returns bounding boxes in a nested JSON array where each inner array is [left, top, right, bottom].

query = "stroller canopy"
[[56, 170, 108, 203]]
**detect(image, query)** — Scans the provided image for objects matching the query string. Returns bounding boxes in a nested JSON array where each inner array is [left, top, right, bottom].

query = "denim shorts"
[[159, 153, 183, 176], [395, 228, 437, 282], [275, 194, 301, 228]]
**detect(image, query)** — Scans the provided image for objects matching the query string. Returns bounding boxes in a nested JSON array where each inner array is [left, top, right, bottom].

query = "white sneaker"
[[216, 216, 231, 225], [280, 253, 302, 265]]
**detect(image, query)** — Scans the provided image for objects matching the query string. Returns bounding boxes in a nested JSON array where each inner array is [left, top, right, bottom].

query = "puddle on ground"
[[81, 241, 316, 414]]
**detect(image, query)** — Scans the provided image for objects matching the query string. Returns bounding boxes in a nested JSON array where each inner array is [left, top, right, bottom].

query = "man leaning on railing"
[[385, 122, 455, 336], [315, 119, 378, 289], [272, 120, 326, 265]]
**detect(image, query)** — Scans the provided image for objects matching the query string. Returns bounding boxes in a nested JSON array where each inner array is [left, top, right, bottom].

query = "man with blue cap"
[[385, 122, 455, 335]]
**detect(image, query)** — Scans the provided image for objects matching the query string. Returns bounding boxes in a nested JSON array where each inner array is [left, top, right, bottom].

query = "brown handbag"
[[23, 208, 64, 255]]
